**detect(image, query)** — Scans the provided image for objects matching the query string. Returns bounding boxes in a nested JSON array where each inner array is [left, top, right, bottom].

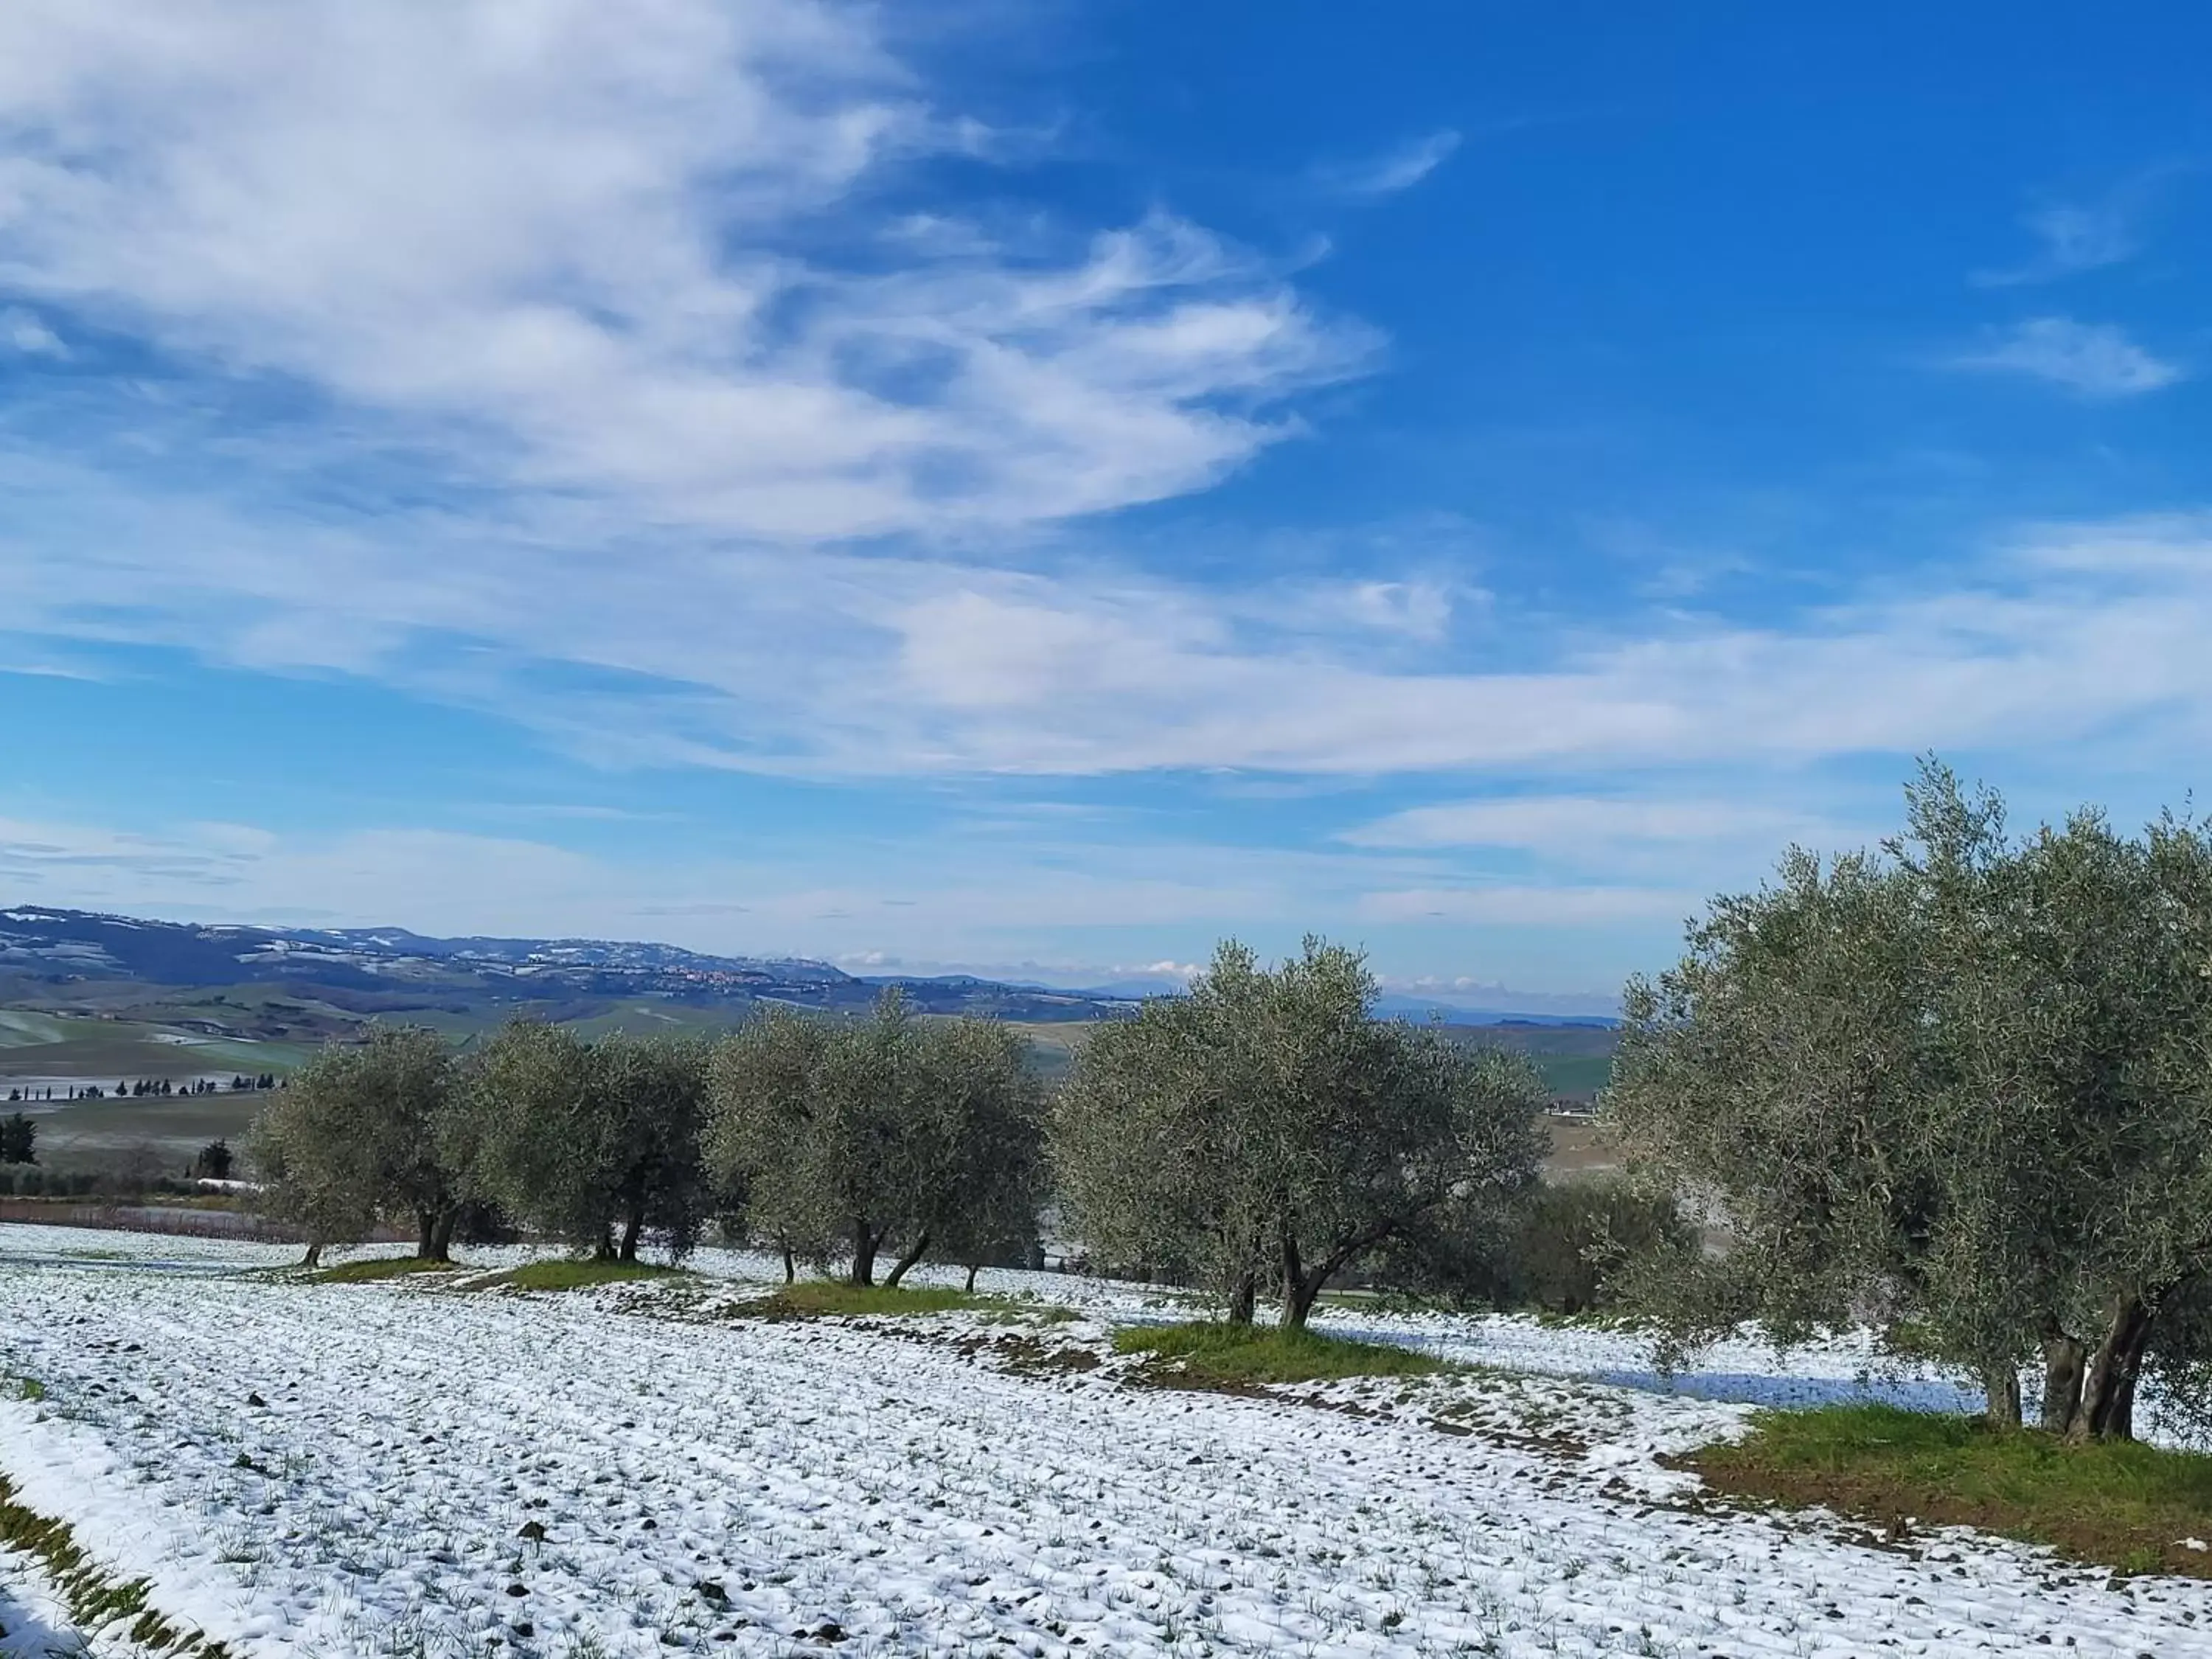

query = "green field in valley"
[[0, 990, 1617, 1174]]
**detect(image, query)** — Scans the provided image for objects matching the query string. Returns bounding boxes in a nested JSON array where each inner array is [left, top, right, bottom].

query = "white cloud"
[[0, 0, 1366, 540], [17, 450, 2212, 784], [1343, 796, 1818, 852], [7, 10, 2212, 807], [1317, 130, 1462, 198], [1359, 885, 1694, 927], [1973, 201, 2139, 287], [1949, 316, 2182, 397], [0, 306, 64, 354]]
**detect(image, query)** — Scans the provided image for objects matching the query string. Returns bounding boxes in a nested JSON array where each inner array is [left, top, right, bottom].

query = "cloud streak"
[[1948, 316, 2182, 397], [1973, 200, 2140, 287], [1315, 129, 1462, 198], [0, 0, 1367, 541]]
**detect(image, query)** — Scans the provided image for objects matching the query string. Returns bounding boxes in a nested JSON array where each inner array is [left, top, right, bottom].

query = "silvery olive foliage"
[[1609, 760, 2212, 1440], [459, 1022, 712, 1262], [1053, 938, 1550, 1327], [706, 991, 1046, 1287], [250, 1023, 465, 1262]]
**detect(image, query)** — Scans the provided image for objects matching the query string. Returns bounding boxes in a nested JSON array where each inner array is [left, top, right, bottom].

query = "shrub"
[[1505, 1182, 1688, 1315]]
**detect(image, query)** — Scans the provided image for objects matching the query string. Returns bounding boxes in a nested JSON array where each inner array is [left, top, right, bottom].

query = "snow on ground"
[[0, 1546, 88, 1659], [2, 1224, 2210, 1658]]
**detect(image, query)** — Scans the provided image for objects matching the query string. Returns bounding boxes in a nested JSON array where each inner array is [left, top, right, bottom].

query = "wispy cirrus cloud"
[[1947, 316, 2183, 397], [15, 431, 2212, 786], [1358, 884, 1694, 927], [1315, 129, 1461, 198], [0, 1, 1368, 542], [1342, 795, 1823, 852], [1973, 200, 2140, 287]]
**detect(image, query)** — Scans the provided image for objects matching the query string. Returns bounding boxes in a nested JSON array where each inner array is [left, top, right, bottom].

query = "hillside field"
[[4, 1224, 2210, 1659]]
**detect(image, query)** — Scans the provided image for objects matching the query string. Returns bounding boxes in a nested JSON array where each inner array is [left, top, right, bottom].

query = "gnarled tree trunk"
[[1980, 1364, 2021, 1430], [1277, 1220, 1397, 1331], [2068, 1295, 2152, 1443], [618, 1200, 645, 1264], [883, 1231, 931, 1289], [849, 1218, 880, 1287], [416, 1206, 456, 1263], [2039, 1327, 2086, 1436], [1225, 1266, 1257, 1325]]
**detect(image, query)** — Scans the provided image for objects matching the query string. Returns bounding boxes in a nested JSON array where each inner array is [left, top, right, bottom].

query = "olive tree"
[[706, 1006, 838, 1279], [906, 1015, 1048, 1290], [249, 1024, 464, 1263], [706, 993, 1044, 1288], [460, 1022, 710, 1262], [1054, 938, 1550, 1327], [1609, 762, 2212, 1440]]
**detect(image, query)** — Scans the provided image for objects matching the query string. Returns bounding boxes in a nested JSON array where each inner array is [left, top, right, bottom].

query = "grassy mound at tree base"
[[731, 1281, 992, 1319], [306, 1256, 462, 1284], [1682, 1403, 2212, 1579], [1113, 1321, 1450, 1385], [464, 1259, 684, 1293]]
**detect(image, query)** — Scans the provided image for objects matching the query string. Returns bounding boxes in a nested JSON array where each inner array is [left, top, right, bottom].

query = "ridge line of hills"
[[0, 903, 1616, 1028]]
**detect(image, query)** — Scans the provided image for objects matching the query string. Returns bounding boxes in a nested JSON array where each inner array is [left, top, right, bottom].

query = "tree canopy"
[[459, 1023, 712, 1262], [706, 992, 1045, 1287], [1608, 762, 2212, 1440], [249, 1024, 464, 1261], [1054, 938, 1549, 1326]]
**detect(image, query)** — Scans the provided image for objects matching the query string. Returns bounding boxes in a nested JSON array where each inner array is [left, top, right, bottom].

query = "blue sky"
[[4, 1, 2211, 1009]]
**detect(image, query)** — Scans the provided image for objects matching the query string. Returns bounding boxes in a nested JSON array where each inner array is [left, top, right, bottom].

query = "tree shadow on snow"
[[1590, 1368, 1984, 1413], [0, 1573, 84, 1659]]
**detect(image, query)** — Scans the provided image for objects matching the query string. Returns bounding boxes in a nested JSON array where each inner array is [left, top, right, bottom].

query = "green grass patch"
[[465, 1259, 683, 1293], [306, 1255, 461, 1284], [13, 1375, 46, 1402], [0, 1472, 229, 1657], [1113, 1321, 1450, 1386], [731, 1280, 990, 1319], [1685, 1402, 2212, 1579]]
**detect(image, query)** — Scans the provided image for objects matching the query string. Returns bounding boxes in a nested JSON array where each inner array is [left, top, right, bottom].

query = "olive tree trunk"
[[2039, 1329, 2086, 1435], [416, 1206, 456, 1263], [883, 1232, 931, 1289], [1979, 1364, 2022, 1431], [849, 1218, 881, 1287], [1225, 1266, 1257, 1326], [1277, 1221, 1397, 1331], [2067, 1296, 2153, 1444]]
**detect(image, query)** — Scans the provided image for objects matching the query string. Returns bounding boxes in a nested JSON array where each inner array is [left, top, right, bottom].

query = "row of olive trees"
[[251, 941, 1562, 1320], [250, 992, 1043, 1281], [1607, 761, 2212, 1443]]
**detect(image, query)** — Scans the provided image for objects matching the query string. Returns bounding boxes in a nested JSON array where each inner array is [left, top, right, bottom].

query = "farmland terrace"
[[2, 1225, 2209, 1658]]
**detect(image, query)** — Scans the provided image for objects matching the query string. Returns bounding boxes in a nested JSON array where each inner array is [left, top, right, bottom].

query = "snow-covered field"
[[2, 1225, 2209, 1658]]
